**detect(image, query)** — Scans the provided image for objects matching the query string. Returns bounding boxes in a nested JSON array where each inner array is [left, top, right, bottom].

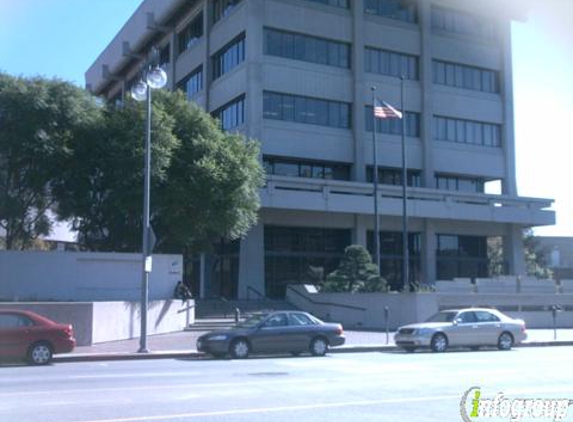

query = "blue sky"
[[1, 0, 571, 238]]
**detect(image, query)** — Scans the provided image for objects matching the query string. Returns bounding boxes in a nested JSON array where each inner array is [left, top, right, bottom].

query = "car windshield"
[[425, 311, 458, 323], [235, 314, 268, 328]]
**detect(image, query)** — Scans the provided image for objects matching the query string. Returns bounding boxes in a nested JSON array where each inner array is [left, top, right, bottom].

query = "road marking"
[[52, 394, 461, 422]]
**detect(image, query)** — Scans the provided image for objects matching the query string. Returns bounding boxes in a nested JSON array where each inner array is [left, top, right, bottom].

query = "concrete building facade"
[[86, 0, 554, 299]]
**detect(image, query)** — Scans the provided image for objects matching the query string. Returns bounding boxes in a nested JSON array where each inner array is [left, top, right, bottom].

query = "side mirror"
[[452, 319, 460, 326]]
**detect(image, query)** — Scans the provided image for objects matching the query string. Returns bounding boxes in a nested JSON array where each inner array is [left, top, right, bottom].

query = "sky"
[[0, 0, 572, 239]]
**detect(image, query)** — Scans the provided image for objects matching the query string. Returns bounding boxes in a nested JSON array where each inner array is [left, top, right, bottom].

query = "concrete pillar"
[[418, 1, 434, 189], [500, 21, 518, 196], [504, 224, 525, 275], [352, 214, 368, 247], [238, 223, 265, 299], [245, 0, 264, 142], [422, 220, 437, 283], [351, 0, 366, 182]]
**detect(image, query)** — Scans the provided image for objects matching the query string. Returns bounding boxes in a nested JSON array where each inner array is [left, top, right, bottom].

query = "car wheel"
[[28, 342, 53, 365], [497, 332, 514, 351], [402, 346, 417, 353], [310, 337, 329, 357], [229, 338, 250, 359], [430, 333, 448, 353]]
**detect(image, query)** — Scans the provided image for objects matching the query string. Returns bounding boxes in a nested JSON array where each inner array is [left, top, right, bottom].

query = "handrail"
[[286, 285, 367, 312], [246, 285, 265, 301]]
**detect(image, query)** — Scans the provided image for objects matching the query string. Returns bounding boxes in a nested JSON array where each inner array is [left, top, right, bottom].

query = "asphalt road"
[[2, 347, 573, 422]]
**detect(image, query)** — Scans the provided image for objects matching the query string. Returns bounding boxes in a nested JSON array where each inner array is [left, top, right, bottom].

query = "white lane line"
[[51, 394, 461, 422]]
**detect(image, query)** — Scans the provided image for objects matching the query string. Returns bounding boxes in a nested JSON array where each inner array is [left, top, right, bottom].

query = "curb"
[[53, 340, 573, 363]]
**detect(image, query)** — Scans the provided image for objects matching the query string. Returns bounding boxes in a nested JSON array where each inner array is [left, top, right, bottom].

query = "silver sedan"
[[394, 308, 527, 352]]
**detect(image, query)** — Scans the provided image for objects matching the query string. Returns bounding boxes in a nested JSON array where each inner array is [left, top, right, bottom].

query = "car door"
[[449, 311, 479, 346], [0, 313, 33, 359], [286, 312, 317, 351], [249, 313, 289, 353], [473, 310, 502, 345]]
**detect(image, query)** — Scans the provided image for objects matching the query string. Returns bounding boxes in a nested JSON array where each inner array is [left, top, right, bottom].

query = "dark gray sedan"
[[196, 311, 345, 359]]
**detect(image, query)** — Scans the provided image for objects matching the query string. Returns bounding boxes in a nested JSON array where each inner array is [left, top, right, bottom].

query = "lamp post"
[[131, 58, 167, 353], [400, 76, 409, 292], [371, 86, 381, 271]]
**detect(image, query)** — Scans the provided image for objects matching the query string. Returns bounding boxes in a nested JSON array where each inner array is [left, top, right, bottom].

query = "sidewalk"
[[54, 328, 573, 363]]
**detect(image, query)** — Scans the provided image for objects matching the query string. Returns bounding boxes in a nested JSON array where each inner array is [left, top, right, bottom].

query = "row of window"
[[434, 116, 501, 148], [365, 47, 418, 80], [431, 5, 497, 43], [213, 33, 245, 80], [263, 156, 351, 181], [176, 66, 203, 99], [213, 95, 245, 130], [364, 106, 420, 137], [365, 0, 418, 23], [264, 156, 492, 195], [178, 12, 203, 56], [433, 60, 499, 93], [264, 28, 351, 69], [263, 91, 351, 129], [305, 0, 349, 8]]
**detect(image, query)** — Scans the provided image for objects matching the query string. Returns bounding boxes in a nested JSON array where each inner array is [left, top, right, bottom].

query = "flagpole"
[[400, 76, 410, 291], [371, 86, 380, 271]]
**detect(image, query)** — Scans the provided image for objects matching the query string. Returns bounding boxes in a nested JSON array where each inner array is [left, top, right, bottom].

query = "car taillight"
[[521, 323, 526, 332], [61, 325, 74, 338]]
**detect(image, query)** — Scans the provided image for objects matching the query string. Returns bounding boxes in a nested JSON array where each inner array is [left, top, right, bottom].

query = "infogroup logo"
[[460, 386, 572, 422]]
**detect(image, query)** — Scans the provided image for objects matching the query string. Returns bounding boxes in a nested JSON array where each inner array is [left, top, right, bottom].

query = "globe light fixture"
[[146, 66, 168, 90], [131, 79, 148, 102]]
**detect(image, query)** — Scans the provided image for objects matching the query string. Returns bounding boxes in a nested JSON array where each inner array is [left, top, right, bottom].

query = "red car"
[[0, 309, 76, 365]]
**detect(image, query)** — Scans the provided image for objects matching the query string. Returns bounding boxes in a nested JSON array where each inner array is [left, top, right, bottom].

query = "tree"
[[322, 245, 387, 293], [53, 89, 264, 253], [0, 73, 100, 249], [524, 229, 553, 279]]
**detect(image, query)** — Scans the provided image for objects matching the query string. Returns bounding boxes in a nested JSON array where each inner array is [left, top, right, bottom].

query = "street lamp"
[[131, 61, 167, 353]]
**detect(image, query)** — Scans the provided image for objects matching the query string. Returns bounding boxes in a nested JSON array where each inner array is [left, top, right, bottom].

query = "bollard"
[[234, 307, 241, 323], [384, 306, 390, 344]]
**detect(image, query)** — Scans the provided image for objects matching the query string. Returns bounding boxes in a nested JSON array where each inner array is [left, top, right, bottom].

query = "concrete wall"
[[287, 284, 573, 330], [0, 300, 193, 346], [0, 251, 183, 302]]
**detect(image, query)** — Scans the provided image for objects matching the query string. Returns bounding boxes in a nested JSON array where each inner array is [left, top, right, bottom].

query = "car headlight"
[[415, 328, 434, 336], [208, 335, 228, 341]]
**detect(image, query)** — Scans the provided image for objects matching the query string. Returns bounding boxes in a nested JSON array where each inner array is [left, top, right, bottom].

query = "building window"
[[364, 0, 417, 23], [213, 95, 245, 130], [437, 234, 489, 280], [176, 66, 203, 99], [264, 156, 351, 181], [365, 106, 420, 137], [435, 174, 485, 193], [367, 231, 421, 290], [264, 91, 351, 129], [212, 33, 246, 80], [433, 60, 499, 93], [431, 5, 497, 42], [305, 0, 350, 8], [159, 44, 170, 68], [366, 166, 421, 187], [213, 0, 243, 24], [365, 47, 418, 80], [264, 28, 350, 69], [265, 226, 351, 298], [177, 12, 203, 56], [433, 116, 501, 147]]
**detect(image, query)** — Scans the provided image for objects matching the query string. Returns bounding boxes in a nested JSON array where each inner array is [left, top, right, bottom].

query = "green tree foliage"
[[0, 73, 100, 249], [322, 244, 387, 293], [523, 228, 553, 279], [53, 89, 264, 253]]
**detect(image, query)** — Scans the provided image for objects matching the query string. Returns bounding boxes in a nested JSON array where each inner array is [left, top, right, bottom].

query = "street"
[[1, 347, 573, 422]]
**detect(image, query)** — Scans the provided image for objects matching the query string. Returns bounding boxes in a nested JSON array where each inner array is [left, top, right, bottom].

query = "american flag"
[[374, 99, 403, 119]]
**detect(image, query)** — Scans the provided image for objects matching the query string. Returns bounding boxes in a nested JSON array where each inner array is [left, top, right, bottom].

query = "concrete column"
[[238, 223, 265, 299], [352, 214, 368, 247], [418, 1, 434, 188], [203, 1, 212, 110], [351, 0, 366, 182], [504, 224, 526, 275], [422, 220, 437, 283], [245, 0, 264, 141], [500, 21, 518, 196]]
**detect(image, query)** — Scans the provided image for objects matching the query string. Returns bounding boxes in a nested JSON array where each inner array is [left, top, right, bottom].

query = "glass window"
[[365, 0, 418, 23], [365, 47, 419, 80], [176, 66, 203, 99], [213, 0, 243, 24], [178, 13, 203, 56], [213, 95, 245, 131], [212, 33, 246, 80], [433, 59, 500, 94], [431, 5, 497, 42], [305, 0, 350, 8], [264, 28, 350, 69]]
